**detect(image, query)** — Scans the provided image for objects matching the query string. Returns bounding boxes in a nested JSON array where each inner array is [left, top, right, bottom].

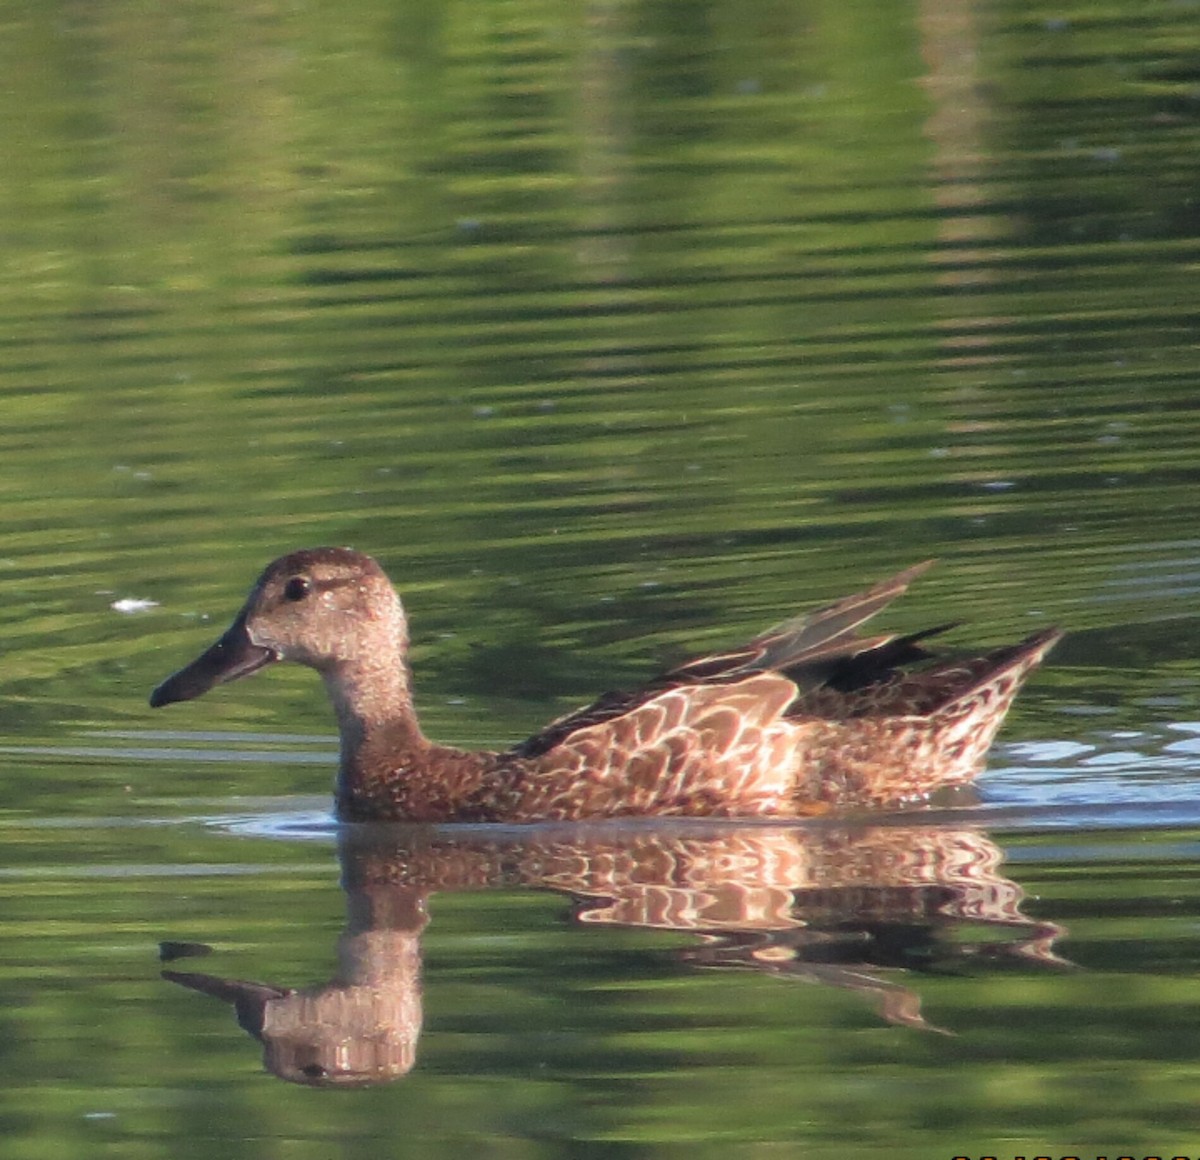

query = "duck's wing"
[[513, 562, 937, 760], [798, 626, 1064, 719], [666, 559, 938, 684]]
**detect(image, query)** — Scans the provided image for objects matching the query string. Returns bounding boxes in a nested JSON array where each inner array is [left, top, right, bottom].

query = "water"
[[1, 0, 1199, 1155]]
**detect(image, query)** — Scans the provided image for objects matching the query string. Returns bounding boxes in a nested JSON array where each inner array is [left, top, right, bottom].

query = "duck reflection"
[[162, 821, 1065, 1086]]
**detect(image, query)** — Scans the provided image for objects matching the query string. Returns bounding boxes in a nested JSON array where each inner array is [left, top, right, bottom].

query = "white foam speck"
[[111, 598, 159, 614]]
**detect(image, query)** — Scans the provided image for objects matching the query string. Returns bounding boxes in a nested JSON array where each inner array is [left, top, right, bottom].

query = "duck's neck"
[[322, 650, 428, 799], [321, 653, 500, 822]]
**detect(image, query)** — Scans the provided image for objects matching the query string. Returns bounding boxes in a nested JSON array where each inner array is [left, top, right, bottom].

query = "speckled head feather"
[[150, 549, 1061, 823], [239, 547, 408, 669]]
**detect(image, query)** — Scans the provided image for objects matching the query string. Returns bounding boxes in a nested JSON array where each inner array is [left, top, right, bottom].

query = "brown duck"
[[149, 549, 1060, 822]]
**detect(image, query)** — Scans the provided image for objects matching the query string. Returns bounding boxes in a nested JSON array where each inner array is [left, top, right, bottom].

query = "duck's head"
[[149, 548, 406, 708]]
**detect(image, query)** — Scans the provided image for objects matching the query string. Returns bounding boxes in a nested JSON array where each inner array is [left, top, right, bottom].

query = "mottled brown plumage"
[[149, 548, 1061, 822]]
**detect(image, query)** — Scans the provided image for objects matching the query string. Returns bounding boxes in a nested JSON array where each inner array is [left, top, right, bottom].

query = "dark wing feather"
[[810, 622, 959, 693], [797, 626, 1063, 719], [512, 562, 937, 760], [667, 559, 936, 684]]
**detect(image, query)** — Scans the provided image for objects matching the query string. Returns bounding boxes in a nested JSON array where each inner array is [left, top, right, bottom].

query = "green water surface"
[[0, 0, 1198, 1156]]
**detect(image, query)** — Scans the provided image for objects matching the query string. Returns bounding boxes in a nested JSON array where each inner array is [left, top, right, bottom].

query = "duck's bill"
[[149, 616, 278, 708]]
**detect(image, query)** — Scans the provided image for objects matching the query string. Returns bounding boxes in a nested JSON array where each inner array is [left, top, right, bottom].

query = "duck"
[[148, 548, 1061, 823]]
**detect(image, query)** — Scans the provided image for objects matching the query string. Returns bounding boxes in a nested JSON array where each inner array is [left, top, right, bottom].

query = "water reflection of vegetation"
[[0, 1, 1197, 717]]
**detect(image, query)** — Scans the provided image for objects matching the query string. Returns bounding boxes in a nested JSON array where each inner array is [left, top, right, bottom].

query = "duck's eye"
[[283, 576, 312, 602]]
